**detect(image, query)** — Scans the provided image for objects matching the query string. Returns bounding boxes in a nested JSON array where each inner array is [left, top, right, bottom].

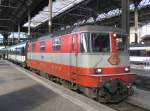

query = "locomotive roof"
[[36, 25, 126, 41], [73, 25, 126, 34]]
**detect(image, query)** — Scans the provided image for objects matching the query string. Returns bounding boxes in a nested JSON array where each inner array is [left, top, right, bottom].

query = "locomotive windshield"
[[91, 33, 110, 52], [80, 32, 127, 53], [80, 32, 110, 53]]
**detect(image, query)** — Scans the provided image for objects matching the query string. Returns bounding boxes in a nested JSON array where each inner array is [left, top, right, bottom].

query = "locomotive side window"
[[52, 38, 61, 51], [91, 33, 110, 52], [40, 41, 45, 51]]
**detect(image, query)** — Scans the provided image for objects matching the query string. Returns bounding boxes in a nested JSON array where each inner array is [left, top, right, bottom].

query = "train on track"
[[130, 44, 150, 64], [4, 25, 136, 103]]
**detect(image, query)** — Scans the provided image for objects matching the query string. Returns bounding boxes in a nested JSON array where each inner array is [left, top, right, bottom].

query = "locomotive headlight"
[[96, 68, 102, 74], [125, 67, 129, 72], [113, 33, 117, 37]]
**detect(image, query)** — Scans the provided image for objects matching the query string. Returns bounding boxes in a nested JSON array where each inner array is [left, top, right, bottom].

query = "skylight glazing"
[[23, 0, 150, 28]]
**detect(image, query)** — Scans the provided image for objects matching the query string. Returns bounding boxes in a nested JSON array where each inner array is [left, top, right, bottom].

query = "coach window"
[[130, 50, 135, 56], [52, 38, 61, 51], [40, 41, 45, 52], [140, 50, 146, 56], [32, 43, 35, 52], [147, 50, 150, 56], [21, 47, 25, 55]]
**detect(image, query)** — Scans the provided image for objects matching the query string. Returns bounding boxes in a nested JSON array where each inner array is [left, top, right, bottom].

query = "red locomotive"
[[8, 25, 137, 103]]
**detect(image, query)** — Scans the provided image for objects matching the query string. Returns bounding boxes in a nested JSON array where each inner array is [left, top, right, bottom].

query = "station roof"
[[0, 0, 150, 33], [24, 0, 150, 33], [0, 0, 55, 33]]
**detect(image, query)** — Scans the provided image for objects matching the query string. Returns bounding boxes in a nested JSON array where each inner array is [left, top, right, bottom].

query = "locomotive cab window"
[[80, 32, 110, 53], [40, 41, 45, 51], [91, 33, 110, 52], [52, 38, 61, 51]]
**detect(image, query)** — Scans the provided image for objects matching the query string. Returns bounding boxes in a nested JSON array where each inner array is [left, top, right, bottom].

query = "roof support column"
[[121, 0, 129, 34], [28, 9, 31, 37], [18, 23, 20, 43], [48, 0, 52, 33], [121, 0, 130, 46], [2, 33, 8, 48], [134, 7, 139, 43], [11, 24, 14, 45], [12, 32, 14, 45]]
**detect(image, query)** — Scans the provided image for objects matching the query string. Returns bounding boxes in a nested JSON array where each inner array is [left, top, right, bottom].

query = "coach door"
[[70, 34, 78, 82]]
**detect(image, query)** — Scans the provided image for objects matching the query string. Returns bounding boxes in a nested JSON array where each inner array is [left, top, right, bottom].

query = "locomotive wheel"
[[98, 90, 111, 103], [98, 91, 128, 103]]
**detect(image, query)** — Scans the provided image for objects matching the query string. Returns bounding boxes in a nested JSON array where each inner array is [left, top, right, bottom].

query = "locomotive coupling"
[[103, 79, 127, 94]]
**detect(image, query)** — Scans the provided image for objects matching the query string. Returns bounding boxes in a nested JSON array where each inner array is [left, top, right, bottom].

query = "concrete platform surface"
[[0, 60, 115, 111], [131, 69, 150, 78], [131, 66, 150, 77], [127, 87, 150, 110]]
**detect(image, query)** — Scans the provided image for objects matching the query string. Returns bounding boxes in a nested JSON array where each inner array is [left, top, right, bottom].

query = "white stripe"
[[8, 55, 25, 62], [89, 73, 135, 77], [130, 47, 150, 50], [6, 61, 115, 111], [130, 57, 150, 62], [27, 52, 129, 68]]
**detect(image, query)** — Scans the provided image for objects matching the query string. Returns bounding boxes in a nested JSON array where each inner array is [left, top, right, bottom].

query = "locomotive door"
[[70, 34, 78, 82]]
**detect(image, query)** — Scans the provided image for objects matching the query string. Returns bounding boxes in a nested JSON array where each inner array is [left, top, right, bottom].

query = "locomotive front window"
[[80, 32, 110, 53], [91, 33, 110, 52]]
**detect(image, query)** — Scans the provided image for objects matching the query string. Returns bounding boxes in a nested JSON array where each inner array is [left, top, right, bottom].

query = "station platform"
[[127, 87, 150, 110], [131, 68, 150, 78], [0, 60, 115, 111]]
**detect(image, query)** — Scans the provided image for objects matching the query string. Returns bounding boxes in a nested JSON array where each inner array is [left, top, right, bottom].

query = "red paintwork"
[[111, 33, 117, 53], [27, 59, 136, 87], [28, 33, 81, 53], [26, 32, 136, 88], [108, 34, 120, 65]]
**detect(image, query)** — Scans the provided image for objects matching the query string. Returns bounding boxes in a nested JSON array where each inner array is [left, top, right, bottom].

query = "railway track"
[[136, 76, 150, 91], [108, 102, 148, 111]]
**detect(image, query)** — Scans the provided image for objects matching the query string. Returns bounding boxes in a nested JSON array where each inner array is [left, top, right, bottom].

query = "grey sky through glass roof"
[[24, 0, 85, 28], [23, 0, 150, 28]]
